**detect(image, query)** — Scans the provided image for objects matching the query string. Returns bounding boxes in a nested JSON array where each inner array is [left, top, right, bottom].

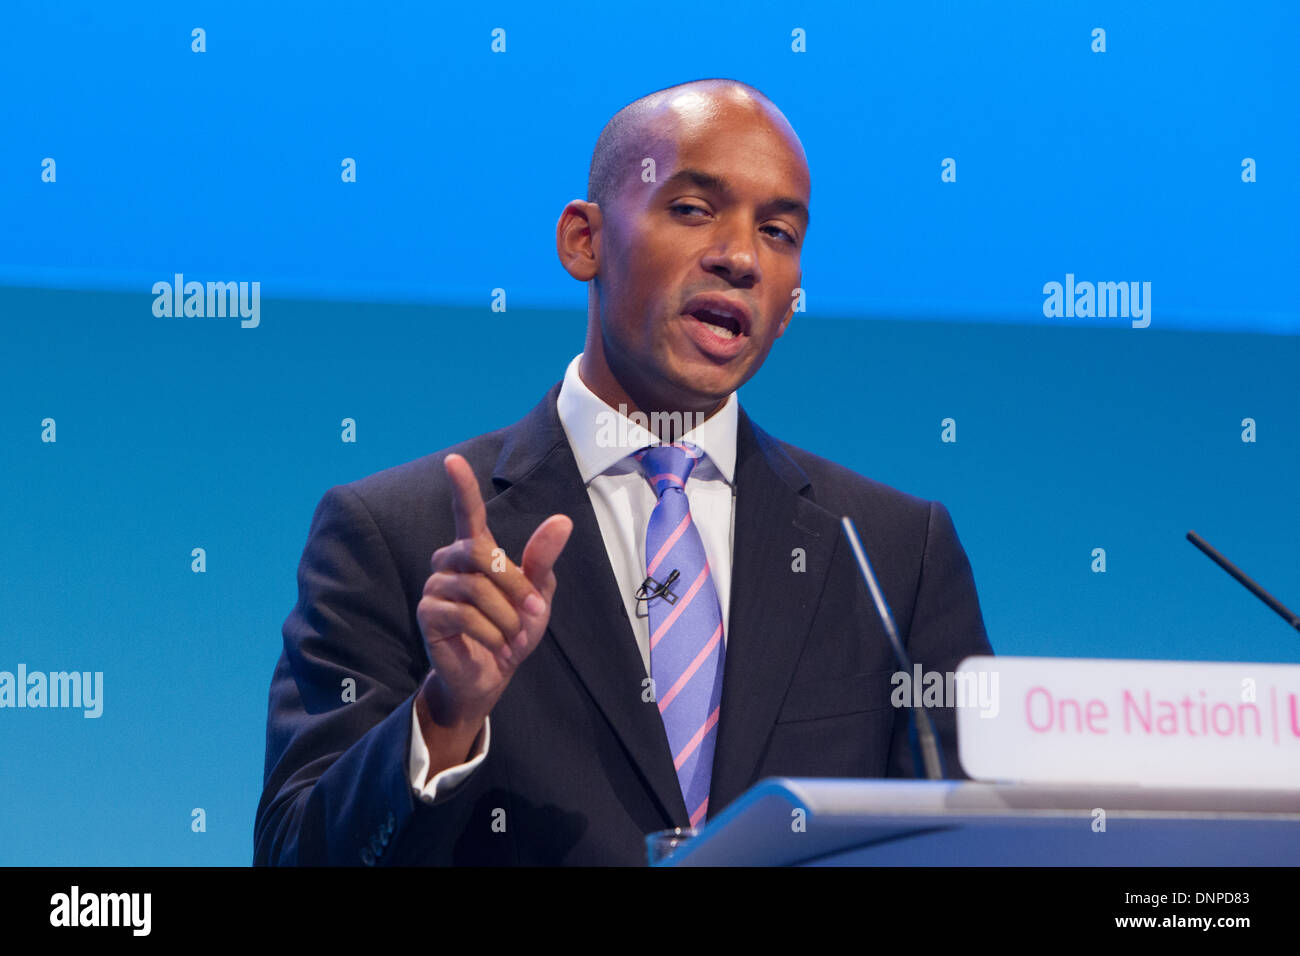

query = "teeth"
[[692, 309, 741, 339]]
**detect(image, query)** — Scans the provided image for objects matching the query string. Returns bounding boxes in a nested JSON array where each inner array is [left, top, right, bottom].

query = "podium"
[[659, 778, 1300, 866]]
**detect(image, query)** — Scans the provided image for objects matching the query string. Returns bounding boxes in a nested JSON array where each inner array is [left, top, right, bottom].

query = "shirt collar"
[[556, 353, 738, 485]]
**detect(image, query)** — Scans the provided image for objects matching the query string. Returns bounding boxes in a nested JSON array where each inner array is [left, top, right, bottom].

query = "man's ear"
[[556, 200, 601, 282]]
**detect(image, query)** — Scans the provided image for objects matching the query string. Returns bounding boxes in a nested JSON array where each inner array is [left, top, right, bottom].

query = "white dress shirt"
[[408, 352, 738, 802]]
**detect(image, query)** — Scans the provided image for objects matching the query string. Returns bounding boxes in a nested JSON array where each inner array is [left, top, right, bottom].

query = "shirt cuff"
[[408, 704, 490, 805]]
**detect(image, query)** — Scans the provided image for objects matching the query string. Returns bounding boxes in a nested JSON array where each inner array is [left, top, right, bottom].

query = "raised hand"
[[414, 453, 572, 774]]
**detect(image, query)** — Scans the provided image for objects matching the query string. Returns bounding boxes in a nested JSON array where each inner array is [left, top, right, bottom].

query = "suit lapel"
[[484, 384, 689, 826], [707, 409, 841, 813]]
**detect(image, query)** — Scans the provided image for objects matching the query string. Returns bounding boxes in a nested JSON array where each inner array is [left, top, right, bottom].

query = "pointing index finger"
[[443, 453, 489, 541]]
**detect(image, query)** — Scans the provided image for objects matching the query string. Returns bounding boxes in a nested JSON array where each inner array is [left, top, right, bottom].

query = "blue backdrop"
[[1, 0, 1296, 865]]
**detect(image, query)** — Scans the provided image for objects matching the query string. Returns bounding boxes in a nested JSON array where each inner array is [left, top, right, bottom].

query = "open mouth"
[[688, 308, 744, 339]]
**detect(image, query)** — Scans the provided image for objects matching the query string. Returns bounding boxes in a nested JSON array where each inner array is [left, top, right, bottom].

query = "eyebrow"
[[661, 167, 811, 230]]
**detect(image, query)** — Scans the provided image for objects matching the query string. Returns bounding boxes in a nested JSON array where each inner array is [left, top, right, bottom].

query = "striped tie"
[[633, 441, 725, 828]]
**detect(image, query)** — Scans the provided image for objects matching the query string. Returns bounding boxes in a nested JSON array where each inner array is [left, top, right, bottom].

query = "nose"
[[699, 216, 760, 286]]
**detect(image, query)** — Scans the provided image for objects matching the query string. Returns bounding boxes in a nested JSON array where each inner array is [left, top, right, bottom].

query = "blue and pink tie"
[[633, 441, 725, 828]]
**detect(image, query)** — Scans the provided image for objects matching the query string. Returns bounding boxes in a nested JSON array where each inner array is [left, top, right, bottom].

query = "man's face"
[[590, 92, 810, 416]]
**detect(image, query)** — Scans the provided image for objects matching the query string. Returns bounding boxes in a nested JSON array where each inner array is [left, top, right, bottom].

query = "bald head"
[[586, 78, 808, 217], [558, 77, 811, 419]]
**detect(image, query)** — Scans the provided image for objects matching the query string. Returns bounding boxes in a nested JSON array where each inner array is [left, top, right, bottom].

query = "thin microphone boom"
[[841, 515, 946, 781], [1187, 530, 1300, 633]]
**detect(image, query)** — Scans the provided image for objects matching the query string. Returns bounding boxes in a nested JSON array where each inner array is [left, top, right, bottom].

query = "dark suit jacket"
[[255, 383, 993, 865]]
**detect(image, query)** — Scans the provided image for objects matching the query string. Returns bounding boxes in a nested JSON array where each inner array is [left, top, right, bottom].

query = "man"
[[255, 78, 993, 866]]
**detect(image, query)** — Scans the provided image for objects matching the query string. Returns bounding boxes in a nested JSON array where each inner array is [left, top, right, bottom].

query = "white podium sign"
[[955, 656, 1300, 790]]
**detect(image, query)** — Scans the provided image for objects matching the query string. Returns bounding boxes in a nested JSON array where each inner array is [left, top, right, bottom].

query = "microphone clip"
[[634, 569, 681, 617]]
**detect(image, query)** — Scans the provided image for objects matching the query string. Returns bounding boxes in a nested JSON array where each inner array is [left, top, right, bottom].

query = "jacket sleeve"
[[254, 483, 495, 865], [886, 499, 995, 781]]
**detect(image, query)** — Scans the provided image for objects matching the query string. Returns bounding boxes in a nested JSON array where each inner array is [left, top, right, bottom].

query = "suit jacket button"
[[360, 847, 376, 866]]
